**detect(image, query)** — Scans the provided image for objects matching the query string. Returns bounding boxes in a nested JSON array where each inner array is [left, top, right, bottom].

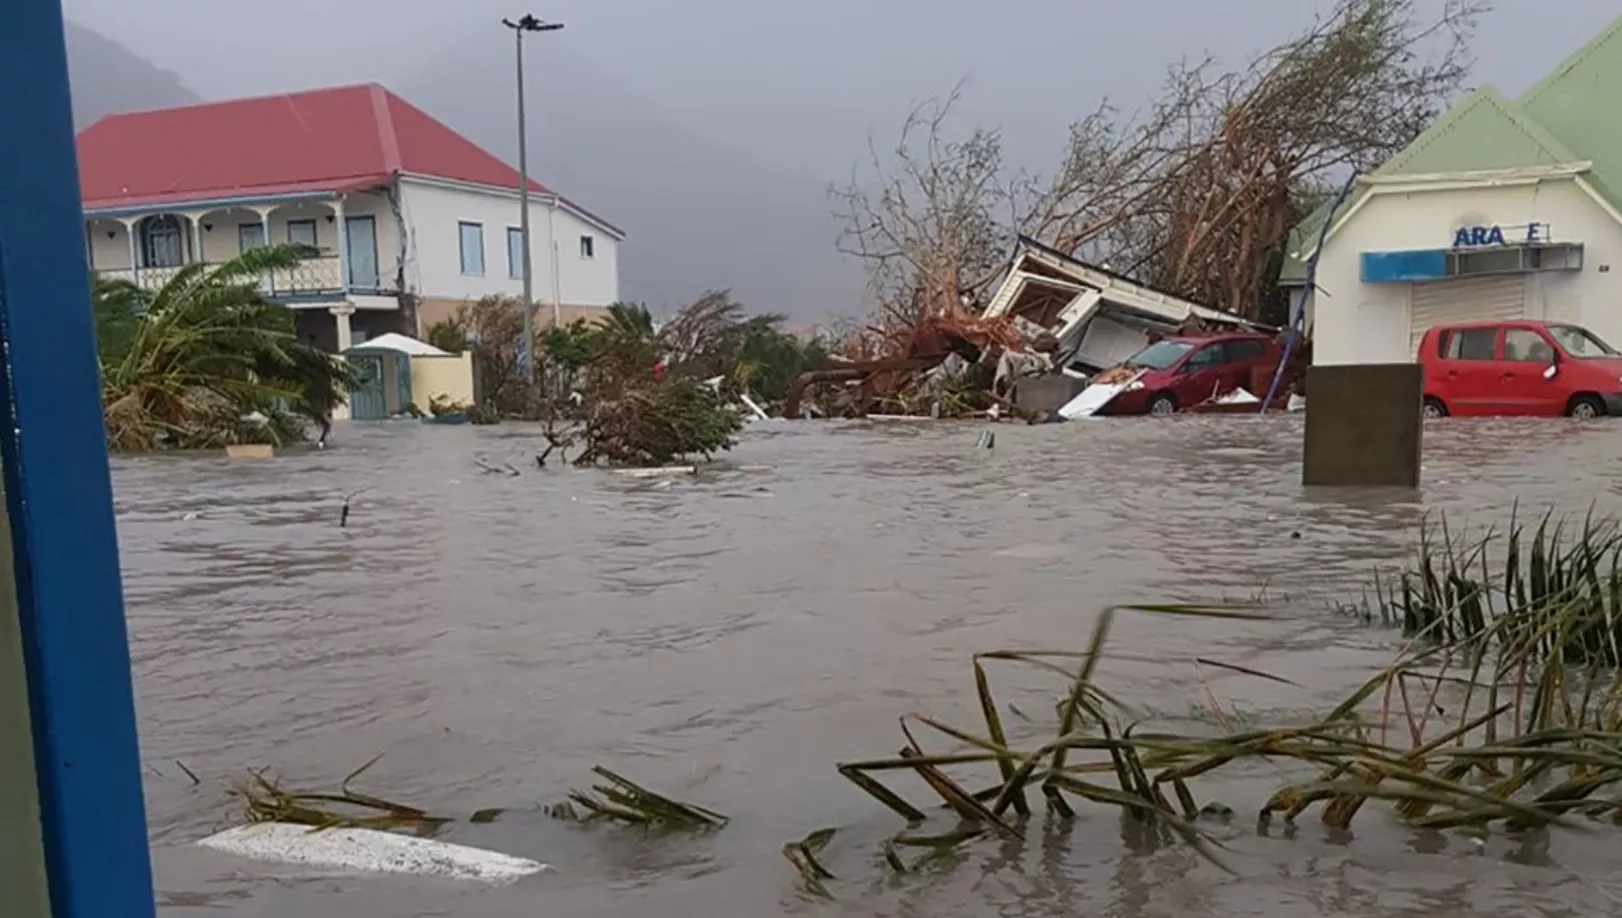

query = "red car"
[[1419, 319, 1622, 419], [1097, 332, 1281, 416]]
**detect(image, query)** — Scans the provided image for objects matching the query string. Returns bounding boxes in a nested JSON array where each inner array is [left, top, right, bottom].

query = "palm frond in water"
[[563, 766, 728, 829]]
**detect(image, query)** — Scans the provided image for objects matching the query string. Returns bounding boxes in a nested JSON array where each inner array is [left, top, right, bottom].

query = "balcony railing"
[[93, 256, 377, 301]]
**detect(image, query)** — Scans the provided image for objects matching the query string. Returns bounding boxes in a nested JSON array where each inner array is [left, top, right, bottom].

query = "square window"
[[238, 222, 266, 252], [287, 219, 318, 248]]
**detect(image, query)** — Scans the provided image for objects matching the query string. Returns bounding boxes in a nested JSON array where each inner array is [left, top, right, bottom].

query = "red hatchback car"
[[1097, 332, 1281, 416], [1418, 319, 1622, 419]]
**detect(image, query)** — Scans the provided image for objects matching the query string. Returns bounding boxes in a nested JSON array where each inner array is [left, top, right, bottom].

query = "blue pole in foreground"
[[0, 2, 157, 917]]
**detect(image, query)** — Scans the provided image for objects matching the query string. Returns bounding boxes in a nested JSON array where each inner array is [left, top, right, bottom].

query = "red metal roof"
[[76, 83, 558, 213]]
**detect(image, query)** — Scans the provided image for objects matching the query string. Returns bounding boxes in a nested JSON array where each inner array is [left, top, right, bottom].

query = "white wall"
[[1311, 179, 1622, 364], [395, 177, 620, 306]]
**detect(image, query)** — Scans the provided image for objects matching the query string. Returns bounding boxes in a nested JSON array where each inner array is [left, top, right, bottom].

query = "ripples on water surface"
[[121, 417, 1622, 916]]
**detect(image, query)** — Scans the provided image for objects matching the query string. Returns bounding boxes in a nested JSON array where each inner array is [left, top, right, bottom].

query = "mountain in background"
[[64, 22, 201, 126], [396, 34, 864, 321], [57, 23, 864, 321]]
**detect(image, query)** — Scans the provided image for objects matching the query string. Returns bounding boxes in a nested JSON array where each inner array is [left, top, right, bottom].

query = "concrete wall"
[[410, 353, 476, 411], [396, 177, 620, 307], [1311, 179, 1622, 364]]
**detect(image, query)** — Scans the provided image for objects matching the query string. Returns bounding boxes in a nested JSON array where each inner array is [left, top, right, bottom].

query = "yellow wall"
[[410, 353, 475, 412], [0, 480, 53, 918]]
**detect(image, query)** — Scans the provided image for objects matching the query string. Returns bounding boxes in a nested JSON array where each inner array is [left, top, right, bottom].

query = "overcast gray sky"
[[58, 1, 1622, 184]]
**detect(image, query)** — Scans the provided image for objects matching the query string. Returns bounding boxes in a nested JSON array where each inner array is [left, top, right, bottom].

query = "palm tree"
[[96, 244, 351, 451]]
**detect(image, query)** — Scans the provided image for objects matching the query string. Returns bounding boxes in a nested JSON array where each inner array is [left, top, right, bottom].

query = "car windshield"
[[1125, 340, 1193, 370], [1548, 324, 1620, 358]]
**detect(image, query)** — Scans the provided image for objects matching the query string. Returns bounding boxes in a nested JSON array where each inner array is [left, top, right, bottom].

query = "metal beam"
[[0, 3, 157, 917]]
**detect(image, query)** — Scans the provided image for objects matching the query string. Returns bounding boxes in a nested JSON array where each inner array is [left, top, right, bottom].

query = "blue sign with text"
[[1453, 222, 1549, 247]]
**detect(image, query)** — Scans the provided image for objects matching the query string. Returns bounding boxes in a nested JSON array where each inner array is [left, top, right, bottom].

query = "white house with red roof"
[[76, 82, 624, 354]]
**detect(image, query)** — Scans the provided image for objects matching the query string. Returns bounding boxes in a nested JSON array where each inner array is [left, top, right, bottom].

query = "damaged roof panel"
[[987, 236, 1271, 331]]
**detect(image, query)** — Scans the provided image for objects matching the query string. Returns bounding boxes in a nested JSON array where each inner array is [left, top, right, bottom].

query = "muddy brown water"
[[120, 416, 1622, 917]]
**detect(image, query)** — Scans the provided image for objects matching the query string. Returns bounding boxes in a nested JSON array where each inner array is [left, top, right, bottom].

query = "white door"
[[1408, 275, 1527, 359]]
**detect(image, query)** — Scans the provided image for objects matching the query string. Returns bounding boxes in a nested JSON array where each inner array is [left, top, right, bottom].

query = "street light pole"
[[502, 14, 563, 383]]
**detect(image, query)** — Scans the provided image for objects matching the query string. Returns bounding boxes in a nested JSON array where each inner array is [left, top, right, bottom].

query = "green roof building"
[[1284, 14, 1622, 369]]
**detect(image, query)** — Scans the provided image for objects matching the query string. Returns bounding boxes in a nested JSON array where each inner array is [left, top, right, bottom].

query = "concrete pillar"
[[255, 207, 277, 295], [332, 197, 348, 290], [1302, 364, 1424, 487], [255, 206, 275, 246], [330, 305, 355, 352], [121, 218, 139, 284], [186, 214, 204, 264]]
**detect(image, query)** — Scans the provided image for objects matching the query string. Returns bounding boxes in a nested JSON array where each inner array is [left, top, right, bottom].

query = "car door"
[[1434, 326, 1502, 416], [1173, 342, 1226, 405], [1221, 337, 1268, 394], [1497, 325, 1564, 416]]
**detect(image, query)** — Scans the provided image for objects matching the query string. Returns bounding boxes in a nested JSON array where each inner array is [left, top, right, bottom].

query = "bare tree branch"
[[834, 0, 1490, 331]]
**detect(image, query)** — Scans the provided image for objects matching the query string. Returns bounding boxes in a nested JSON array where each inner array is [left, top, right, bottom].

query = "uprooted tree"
[[833, 0, 1487, 329], [434, 291, 824, 465]]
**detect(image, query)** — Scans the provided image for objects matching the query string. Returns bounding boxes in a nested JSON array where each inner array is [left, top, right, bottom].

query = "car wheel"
[[1568, 396, 1605, 420], [1148, 394, 1177, 416], [1421, 398, 1448, 419]]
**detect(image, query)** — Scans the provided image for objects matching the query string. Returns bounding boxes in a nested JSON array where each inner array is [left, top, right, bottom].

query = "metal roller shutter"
[[1408, 275, 1527, 358]]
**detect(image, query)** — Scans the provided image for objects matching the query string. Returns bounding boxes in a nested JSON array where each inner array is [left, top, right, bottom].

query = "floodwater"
[[117, 416, 1622, 917]]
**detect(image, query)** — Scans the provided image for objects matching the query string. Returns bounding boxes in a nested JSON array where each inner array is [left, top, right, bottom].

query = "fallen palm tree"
[[96, 245, 350, 450]]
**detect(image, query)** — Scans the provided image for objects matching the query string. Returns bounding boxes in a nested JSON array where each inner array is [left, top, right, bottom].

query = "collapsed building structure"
[[983, 236, 1270, 377], [780, 236, 1282, 420]]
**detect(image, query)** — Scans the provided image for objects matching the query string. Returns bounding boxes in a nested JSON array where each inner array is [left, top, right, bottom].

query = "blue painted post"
[[0, 3, 158, 918]]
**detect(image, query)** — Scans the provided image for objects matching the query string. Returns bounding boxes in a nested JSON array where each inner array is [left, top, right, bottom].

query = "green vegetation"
[[94, 244, 349, 451], [427, 291, 827, 465], [1366, 510, 1622, 666], [231, 757, 719, 838], [554, 766, 728, 828]]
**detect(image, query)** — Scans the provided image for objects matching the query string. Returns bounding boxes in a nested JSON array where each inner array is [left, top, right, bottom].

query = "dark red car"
[[1096, 332, 1281, 416]]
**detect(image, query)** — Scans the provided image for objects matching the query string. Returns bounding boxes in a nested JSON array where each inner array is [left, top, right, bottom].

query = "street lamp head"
[[502, 15, 564, 32]]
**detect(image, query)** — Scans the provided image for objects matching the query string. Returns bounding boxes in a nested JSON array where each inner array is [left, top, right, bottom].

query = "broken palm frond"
[[233, 758, 452, 835], [781, 828, 838, 897], [796, 594, 1622, 896], [561, 766, 727, 830]]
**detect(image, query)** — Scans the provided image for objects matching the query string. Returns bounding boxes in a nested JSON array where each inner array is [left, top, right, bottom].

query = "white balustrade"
[[95, 256, 346, 299]]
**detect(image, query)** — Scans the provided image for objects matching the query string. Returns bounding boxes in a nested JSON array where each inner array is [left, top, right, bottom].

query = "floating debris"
[[232, 756, 451, 834], [783, 535, 1622, 894], [614, 466, 697, 478], [781, 828, 837, 897], [560, 766, 727, 829], [196, 823, 545, 882]]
